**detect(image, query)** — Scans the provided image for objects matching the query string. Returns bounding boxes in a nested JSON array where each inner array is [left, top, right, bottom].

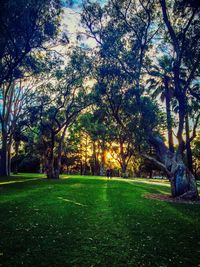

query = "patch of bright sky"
[[62, 0, 107, 9], [61, 0, 107, 49]]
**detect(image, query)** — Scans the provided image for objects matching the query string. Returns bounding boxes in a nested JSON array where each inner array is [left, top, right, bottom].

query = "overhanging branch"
[[142, 154, 172, 177]]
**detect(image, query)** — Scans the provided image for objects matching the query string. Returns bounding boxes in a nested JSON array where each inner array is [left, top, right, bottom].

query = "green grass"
[[0, 174, 200, 267]]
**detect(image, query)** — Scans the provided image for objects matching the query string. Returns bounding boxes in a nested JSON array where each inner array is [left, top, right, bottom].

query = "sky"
[[63, 0, 107, 8], [61, 0, 107, 48]]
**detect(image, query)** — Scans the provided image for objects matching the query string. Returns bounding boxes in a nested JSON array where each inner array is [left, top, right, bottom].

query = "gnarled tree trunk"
[[147, 136, 198, 200], [169, 158, 198, 199]]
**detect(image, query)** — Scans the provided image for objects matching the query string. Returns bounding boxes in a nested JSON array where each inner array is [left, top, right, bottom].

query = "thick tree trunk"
[[156, 0, 199, 199], [46, 160, 56, 179], [121, 163, 127, 178], [54, 161, 61, 179], [169, 159, 198, 199], [54, 128, 67, 179], [45, 133, 57, 179], [0, 127, 8, 177], [54, 144, 62, 179], [149, 169, 153, 179], [148, 136, 198, 200]]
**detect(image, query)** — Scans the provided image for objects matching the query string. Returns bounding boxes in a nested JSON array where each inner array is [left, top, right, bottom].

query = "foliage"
[[0, 0, 62, 83]]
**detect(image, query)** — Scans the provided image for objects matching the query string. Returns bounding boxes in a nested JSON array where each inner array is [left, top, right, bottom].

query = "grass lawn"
[[0, 174, 200, 267]]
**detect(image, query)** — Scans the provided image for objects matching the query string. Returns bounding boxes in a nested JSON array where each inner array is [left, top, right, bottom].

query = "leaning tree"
[[82, 0, 200, 199]]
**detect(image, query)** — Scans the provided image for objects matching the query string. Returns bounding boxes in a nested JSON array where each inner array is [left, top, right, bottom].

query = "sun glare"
[[106, 151, 112, 160]]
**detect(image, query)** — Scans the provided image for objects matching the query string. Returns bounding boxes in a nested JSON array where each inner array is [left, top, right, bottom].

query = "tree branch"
[[142, 154, 172, 177]]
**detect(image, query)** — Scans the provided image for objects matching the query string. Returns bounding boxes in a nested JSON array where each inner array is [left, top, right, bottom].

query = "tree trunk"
[[46, 133, 57, 179], [164, 75, 174, 153], [92, 141, 99, 175], [7, 133, 13, 176], [83, 135, 88, 175], [121, 163, 127, 178], [80, 161, 83, 175], [100, 149, 106, 176], [54, 127, 67, 179], [170, 159, 198, 199], [119, 140, 127, 178], [185, 113, 193, 173], [46, 154, 55, 179], [39, 162, 43, 174], [39, 154, 45, 174], [54, 140, 62, 179], [149, 136, 198, 200], [13, 141, 20, 174], [0, 127, 8, 177], [7, 144, 11, 176], [149, 169, 153, 179]]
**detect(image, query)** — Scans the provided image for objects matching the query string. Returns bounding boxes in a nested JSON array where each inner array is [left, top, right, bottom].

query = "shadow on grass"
[[0, 174, 200, 267]]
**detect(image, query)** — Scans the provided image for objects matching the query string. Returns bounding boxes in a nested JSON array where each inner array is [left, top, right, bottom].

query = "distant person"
[[106, 169, 112, 179], [106, 169, 111, 179]]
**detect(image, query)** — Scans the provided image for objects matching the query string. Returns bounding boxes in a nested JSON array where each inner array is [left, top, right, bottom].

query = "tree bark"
[[158, 0, 199, 199], [177, 95, 186, 153], [148, 136, 198, 200], [92, 141, 99, 175], [54, 126, 67, 179], [149, 169, 153, 179], [46, 153, 55, 179], [7, 145, 11, 176], [13, 141, 20, 174], [169, 159, 198, 199], [100, 149, 106, 176], [46, 133, 57, 179], [121, 163, 127, 178], [80, 161, 83, 175], [164, 75, 174, 153], [83, 135, 88, 175], [0, 125, 8, 177], [185, 113, 193, 173], [119, 140, 128, 178]]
